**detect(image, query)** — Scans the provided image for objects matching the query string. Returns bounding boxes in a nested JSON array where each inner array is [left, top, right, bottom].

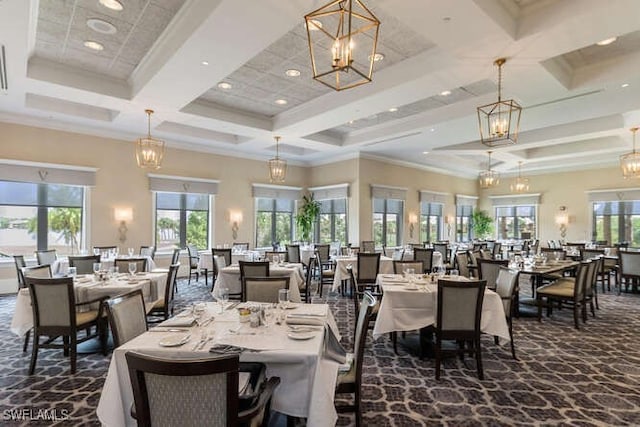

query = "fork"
[[192, 330, 208, 350]]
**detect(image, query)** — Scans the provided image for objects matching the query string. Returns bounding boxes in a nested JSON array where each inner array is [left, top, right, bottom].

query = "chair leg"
[[508, 317, 516, 360], [28, 332, 39, 375], [355, 387, 362, 427], [435, 340, 441, 380], [70, 335, 77, 374], [23, 330, 31, 353], [475, 339, 484, 380], [573, 305, 580, 330], [63, 336, 70, 356]]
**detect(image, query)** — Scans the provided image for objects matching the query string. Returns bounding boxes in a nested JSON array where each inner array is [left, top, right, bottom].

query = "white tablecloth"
[[96, 302, 340, 427], [52, 256, 156, 276], [10, 272, 167, 337], [331, 253, 443, 291], [198, 250, 251, 271], [213, 263, 305, 303], [372, 274, 509, 341]]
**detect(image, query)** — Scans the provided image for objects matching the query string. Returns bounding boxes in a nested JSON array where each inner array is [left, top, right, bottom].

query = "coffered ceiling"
[[2, 0, 640, 179]]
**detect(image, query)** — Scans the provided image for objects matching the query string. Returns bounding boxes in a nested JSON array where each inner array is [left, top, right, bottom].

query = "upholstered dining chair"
[[285, 244, 301, 264], [125, 351, 280, 427], [233, 242, 250, 251], [26, 276, 108, 374], [105, 289, 148, 348], [581, 248, 612, 293], [139, 246, 155, 259], [361, 240, 375, 253], [186, 244, 201, 285], [315, 249, 335, 297], [392, 261, 424, 275], [114, 257, 147, 275], [13, 255, 26, 288], [335, 290, 376, 427], [494, 267, 520, 359], [616, 250, 640, 294], [242, 276, 290, 303], [491, 242, 503, 259], [435, 279, 487, 380], [238, 261, 270, 282], [263, 251, 287, 262], [35, 249, 57, 266], [147, 263, 180, 323], [212, 248, 232, 268], [355, 252, 381, 294], [315, 244, 331, 268], [413, 247, 434, 274], [68, 255, 100, 275], [433, 243, 450, 268], [477, 259, 509, 290], [454, 251, 471, 278], [23, 264, 52, 279]]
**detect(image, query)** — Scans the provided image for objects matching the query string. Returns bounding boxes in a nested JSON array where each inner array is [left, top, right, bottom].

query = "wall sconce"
[[229, 210, 243, 240], [114, 207, 133, 243], [408, 213, 418, 239], [555, 206, 569, 238]]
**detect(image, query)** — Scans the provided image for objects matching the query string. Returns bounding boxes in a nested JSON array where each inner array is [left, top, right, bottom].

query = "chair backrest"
[[495, 268, 520, 317], [68, 255, 101, 275], [341, 246, 360, 255], [238, 261, 270, 282], [361, 241, 375, 253], [356, 252, 380, 283], [186, 244, 200, 268], [115, 257, 147, 274], [581, 248, 605, 261], [472, 243, 487, 252], [125, 351, 239, 427], [479, 249, 493, 259], [170, 248, 181, 265], [13, 255, 26, 288], [391, 248, 405, 261], [212, 249, 232, 267], [573, 261, 592, 302], [315, 244, 330, 262], [529, 239, 539, 255], [393, 261, 423, 274], [106, 289, 148, 347], [413, 248, 434, 273], [139, 246, 155, 259], [242, 276, 290, 303], [492, 242, 502, 258], [352, 291, 376, 389], [233, 242, 250, 251], [433, 243, 449, 263], [164, 263, 180, 307], [264, 251, 287, 262], [410, 243, 424, 249], [285, 245, 301, 263], [26, 276, 75, 330], [454, 251, 471, 278], [540, 247, 567, 260], [477, 259, 509, 290], [437, 279, 486, 338], [35, 249, 57, 266], [24, 264, 52, 278]]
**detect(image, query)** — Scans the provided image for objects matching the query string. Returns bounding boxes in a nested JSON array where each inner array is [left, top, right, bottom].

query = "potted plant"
[[296, 194, 321, 243], [471, 210, 494, 240]]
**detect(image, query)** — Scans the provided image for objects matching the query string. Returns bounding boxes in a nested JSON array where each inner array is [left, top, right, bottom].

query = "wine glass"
[[218, 287, 229, 313], [128, 262, 137, 276], [278, 289, 290, 309], [93, 262, 101, 275], [127, 247, 134, 258]]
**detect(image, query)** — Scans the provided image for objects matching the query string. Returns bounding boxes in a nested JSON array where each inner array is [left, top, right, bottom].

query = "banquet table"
[[96, 301, 340, 427], [372, 274, 510, 341], [51, 255, 156, 276], [331, 253, 443, 292], [213, 263, 305, 303], [10, 272, 167, 337]]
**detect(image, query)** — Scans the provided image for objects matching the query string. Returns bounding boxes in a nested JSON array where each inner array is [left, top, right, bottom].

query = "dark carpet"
[[1, 276, 640, 426]]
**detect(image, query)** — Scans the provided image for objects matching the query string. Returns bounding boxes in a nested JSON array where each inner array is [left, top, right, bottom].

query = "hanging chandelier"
[[135, 109, 164, 170], [477, 58, 522, 147], [620, 127, 640, 178], [304, 0, 380, 91], [510, 161, 529, 193], [268, 136, 287, 183], [479, 151, 500, 189]]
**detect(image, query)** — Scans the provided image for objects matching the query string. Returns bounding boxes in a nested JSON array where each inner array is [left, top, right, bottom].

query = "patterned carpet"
[[1, 276, 640, 426]]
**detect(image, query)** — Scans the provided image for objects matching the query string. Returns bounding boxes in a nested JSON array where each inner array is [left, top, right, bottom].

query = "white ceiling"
[[2, 0, 640, 179]]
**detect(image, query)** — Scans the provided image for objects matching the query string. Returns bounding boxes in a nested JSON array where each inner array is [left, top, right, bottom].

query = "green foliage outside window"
[[186, 211, 208, 249]]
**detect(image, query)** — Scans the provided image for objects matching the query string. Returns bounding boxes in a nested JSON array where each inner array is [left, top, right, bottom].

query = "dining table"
[[198, 249, 255, 272], [51, 255, 157, 276], [213, 262, 305, 303], [96, 301, 341, 427], [372, 273, 510, 342], [11, 271, 167, 337]]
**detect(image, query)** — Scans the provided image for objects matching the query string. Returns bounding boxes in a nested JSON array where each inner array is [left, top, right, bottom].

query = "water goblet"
[[128, 262, 137, 276], [68, 266, 77, 280], [450, 269, 459, 277], [93, 248, 100, 256], [127, 247, 134, 258], [93, 262, 101, 275], [218, 287, 229, 313], [278, 288, 290, 309]]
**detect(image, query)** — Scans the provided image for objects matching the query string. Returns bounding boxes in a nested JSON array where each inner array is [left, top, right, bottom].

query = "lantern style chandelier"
[[268, 136, 287, 183], [479, 151, 500, 189], [135, 109, 164, 170], [620, 127, 640, 179], [477, 58, 522, 147], [510, 161, 529, 193], [304, 0, 380, 91]]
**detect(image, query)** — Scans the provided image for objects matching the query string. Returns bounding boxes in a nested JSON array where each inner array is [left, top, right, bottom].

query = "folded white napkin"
[[286, 315, 325, 326], [160, 316, 196, 327], [289, 304, 328, 317]]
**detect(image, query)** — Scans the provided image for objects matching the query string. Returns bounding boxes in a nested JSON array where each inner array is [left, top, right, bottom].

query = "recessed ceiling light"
[[217, 82, 232, 90], [388, 107, 398, 112], [596, 37, 617, 46], [348, 120, 355, 124], [423, 151, 429, 154], [201, 61, 209, 66], [87, 18, 117, 35], [440, 90, 451, 96], [83, 40, 104, 51], [285, 69, 301, 77], [622, 83, 630, 88], [99, 0, 123, 11], [430, 128, 435, 132], [306, 19, 323, 31], [369, 53, 385, 62], [275, 99, 288, 105]]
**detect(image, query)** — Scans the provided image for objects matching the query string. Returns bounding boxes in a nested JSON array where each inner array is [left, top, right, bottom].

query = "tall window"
[[315, 199, 347, 244], [0, 181, 85, 256], [255, 198, 294, 248], [373, 198, 403, 247], [420, 202, 442, 243], [155, 192, 210, 251], [495, 205, 536, 239], [456, 205, 473, 242], [593, 201, 640, 245]]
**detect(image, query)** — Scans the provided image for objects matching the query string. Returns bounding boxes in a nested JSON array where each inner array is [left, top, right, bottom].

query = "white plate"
[[287, 331, 316, 340], [159, 334, 190, 347]]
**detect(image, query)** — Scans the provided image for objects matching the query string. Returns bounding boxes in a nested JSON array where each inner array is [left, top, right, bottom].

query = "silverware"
[[225, 302, 240, 311], [149, 328, 188, 333]]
